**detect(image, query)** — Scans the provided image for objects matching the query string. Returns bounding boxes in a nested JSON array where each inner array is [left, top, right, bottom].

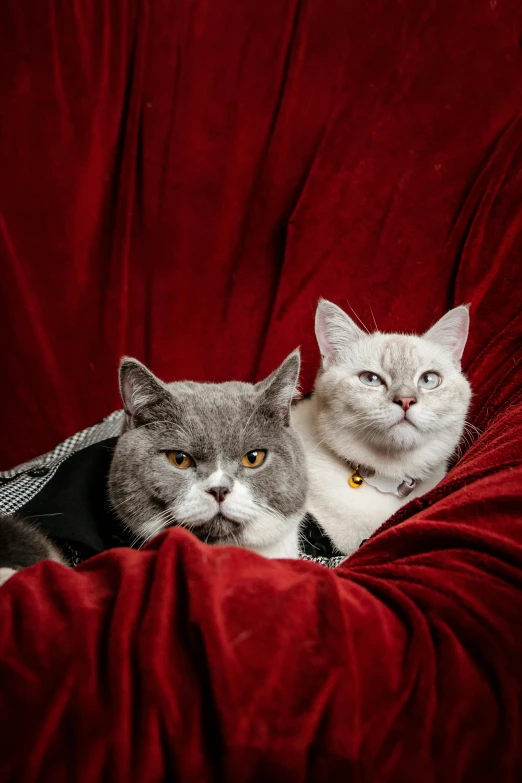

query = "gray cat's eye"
[[167, 451, 195, 469], [418, 372, 441, 390], [241, 450, 267, 468], [359, 371, 384, 387]]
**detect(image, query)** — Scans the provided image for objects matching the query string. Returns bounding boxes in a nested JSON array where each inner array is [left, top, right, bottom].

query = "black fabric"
[[300, 513, 340, 558], [17, 438, 132, 562]]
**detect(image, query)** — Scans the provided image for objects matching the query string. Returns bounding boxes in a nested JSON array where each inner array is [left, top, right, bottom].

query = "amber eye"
[[167, 451, 194, 469], [241, 450, 267, 468]]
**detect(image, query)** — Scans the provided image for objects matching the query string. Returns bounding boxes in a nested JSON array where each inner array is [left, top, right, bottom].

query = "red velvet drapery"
[[1, 0, 521, 467], [1, 2, 522, 780]]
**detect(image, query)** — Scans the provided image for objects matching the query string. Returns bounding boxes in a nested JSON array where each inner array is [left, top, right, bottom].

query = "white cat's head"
[[312, 300, 472, 477]]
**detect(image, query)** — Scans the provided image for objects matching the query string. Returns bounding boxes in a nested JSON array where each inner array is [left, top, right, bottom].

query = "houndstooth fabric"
[[0, 411, 124, 515], [0, 411, 345, 568], [300, 554, 346, 568]]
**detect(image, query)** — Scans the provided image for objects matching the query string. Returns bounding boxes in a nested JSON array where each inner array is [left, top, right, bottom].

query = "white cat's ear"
[[256, 350, 301, 424], [315, 299, 366, 367], [119, 357, 169, 425], [424, 305, 470, 364]]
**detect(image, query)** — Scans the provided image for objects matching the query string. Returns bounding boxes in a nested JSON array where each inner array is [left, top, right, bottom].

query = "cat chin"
[[168, 512, 301, 559], [188, 514, 243, 545], [314, 418, 449, 480], [331, 419, 423, 456], [382, 421, 423, 450]]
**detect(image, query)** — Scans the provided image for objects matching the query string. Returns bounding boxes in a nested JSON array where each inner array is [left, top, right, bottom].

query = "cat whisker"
[[252, 501, 288, 524], [110, 493, 142, 511], [136, 508, 178, 548], [457, 421, 481, 455], [238, 394, 267, 443], [345, 302, 370, 334], [368, 304, 379, 333], [134, 507, 177, 546], [298, 528, 320, 552]]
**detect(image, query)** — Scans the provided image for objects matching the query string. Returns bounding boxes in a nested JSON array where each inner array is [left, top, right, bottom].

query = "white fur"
[[248, 521, 301, 558], [205, 469, 225, 487], [292, 301, 471, 555], [293, 396, 445, 553], [146, 476, 301, 559], [0, 568, 17, 587]]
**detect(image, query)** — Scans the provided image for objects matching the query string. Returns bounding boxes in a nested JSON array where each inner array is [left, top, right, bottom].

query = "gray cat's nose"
[[393, 396, 417, 411], [207, 486, 231, 503]]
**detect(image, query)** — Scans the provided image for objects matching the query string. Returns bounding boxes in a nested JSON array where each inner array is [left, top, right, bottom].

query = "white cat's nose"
[[206, 486, 231, 503], [393, 396, 417, 411]]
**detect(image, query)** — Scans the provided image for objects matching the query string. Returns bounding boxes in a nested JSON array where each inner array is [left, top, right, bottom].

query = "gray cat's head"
[[312, 300, 472, 478], [109, 352, 307, 557]]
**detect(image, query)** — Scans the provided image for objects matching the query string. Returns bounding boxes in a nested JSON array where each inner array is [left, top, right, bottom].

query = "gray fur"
[[0, 514, 64, 577], [0, 353, 307, 578], [109, 351, 308, 558]]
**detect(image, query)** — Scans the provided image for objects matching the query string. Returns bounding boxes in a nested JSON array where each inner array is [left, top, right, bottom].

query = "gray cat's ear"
[[315, 299, 366, 367], [424, 305, 470, 364], [119, 357, 169, 426], [256, 350, 301, 424]]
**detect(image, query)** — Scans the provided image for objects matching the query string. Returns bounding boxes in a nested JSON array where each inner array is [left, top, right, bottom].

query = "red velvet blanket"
[[1, 0, 522, 779]]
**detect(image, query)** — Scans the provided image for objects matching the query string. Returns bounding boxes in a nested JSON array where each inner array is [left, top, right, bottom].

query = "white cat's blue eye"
[[359, 372, 384, 387], [418, 372, 441, 390]]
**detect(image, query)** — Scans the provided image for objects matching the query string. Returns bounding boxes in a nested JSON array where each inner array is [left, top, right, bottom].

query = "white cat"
[[292, 300, 472, 556]]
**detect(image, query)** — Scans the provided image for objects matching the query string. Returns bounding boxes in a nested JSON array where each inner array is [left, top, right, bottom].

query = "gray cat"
[[109, 351, 307, 558], [0, 352, 307, 583]]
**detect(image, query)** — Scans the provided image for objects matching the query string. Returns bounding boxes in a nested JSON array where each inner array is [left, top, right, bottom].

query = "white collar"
[[364, 473, 416, 498], [348, 462, 417, 498]]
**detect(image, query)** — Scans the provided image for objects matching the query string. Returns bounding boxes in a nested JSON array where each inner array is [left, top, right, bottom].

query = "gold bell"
[[348, 466, 364, 489]]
